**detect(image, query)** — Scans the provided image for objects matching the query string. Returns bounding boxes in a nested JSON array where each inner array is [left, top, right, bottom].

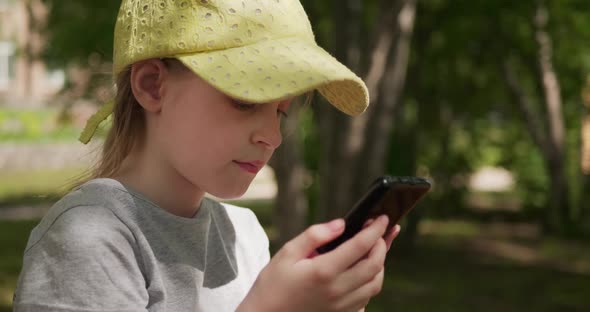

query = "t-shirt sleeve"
[[13, 205, 149, 312]]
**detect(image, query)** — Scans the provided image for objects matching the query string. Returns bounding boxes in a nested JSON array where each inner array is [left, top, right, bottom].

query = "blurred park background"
[[1, 0, 590, 311]]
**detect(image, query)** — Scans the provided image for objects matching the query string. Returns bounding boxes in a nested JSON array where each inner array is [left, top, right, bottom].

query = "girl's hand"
[[365, 218, 401, 252], [238, 215, 401, 312], [351, 219, 401, 312], [384, 223, 401, 251]]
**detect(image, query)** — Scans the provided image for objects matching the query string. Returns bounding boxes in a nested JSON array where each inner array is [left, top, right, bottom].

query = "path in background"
[[0, 143, 277, 220], [0, 142, 100, 171]]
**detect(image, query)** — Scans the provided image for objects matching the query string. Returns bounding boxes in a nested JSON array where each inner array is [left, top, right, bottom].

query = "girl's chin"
[[207, 183, 251, 200]]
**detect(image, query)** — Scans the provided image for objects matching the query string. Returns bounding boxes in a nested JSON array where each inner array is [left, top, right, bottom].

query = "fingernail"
[[387, 224, 400, 236], [307, 250, 319, 259], [364, 219, 375, 227], [327, 219, 344, 232], [379, 215, 389, 224]]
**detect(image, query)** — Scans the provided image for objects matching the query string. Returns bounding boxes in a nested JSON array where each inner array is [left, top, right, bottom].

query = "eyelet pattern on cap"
[[176, 36, 367, 116], [79, 0, 369, 144], [113, 0, 368, 116], [115, 0, 314, 74]]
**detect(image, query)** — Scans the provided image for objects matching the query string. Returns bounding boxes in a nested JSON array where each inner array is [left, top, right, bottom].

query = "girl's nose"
[[251, 107, 283, 150]]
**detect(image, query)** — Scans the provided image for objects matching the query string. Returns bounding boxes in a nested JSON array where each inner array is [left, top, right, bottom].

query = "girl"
[[14, 0, 401, 311]]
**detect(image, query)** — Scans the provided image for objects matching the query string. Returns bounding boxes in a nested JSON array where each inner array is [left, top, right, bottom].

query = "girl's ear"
[[130, 59, 168, 113]]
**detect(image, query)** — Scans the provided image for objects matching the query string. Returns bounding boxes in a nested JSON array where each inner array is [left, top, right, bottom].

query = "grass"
[[0, 167, 86, 208], [1, 216, 588, 311], [369, 228, 590, 312], [0, 109, 80, 143], [0, 168, 588, 311], [0, 220, 37, 312]]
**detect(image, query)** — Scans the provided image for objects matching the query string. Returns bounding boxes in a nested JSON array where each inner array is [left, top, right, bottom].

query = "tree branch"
[[534, 0, 565, 157], [362, 0, 417, 186], [503, 58, 552, 158]]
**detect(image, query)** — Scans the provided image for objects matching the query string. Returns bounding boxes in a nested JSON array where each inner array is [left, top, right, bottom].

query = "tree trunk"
[[270, 103, 309, 248], [353, 0, 417, 196], [274, 0, 418, 243], [314, 0, 367, 222], [23, 0, 35, 100], [389, 94, 420, 249], [22, 0, 47, 103], [580, 78, 590, 222], [501, 1, 570, 233], [315, 0, 417, 222], [533, 1, 570, 231], [582, 172, 590, 223]]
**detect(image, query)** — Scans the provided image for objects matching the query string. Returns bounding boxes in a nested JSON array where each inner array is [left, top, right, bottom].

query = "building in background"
[[0, 0, 63, 108]]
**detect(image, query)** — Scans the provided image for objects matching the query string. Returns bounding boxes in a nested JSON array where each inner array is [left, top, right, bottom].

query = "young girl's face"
[[152, 61, 292, 199]]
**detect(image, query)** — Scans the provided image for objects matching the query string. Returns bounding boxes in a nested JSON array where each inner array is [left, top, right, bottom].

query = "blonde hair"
[[92, 66, 146, 179], [69, 66, 145, 189]]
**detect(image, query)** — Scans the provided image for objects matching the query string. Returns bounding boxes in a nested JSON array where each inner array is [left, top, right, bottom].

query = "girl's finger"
[[278, 219, 345, 262], [332, 237, 387, 295], [317, 215, 388, 274], [334, 267, 385, 311], [385, 224, 401, 251], [307, 250, 319, 259], [363, 218, 375, 228]]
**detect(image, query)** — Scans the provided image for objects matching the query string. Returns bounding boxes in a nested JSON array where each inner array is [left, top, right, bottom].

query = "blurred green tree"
[[403, 0, 590, 234], [38, 0, 590, 240], [41, 0, 119, 107], [41, 0, 119, 67]]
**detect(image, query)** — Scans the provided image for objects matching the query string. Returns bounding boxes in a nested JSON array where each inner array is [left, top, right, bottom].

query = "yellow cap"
[[80, 0, 369, 144]]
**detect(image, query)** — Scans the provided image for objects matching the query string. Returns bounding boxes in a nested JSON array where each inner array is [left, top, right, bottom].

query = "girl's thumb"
[[279, 219, 345, 261]]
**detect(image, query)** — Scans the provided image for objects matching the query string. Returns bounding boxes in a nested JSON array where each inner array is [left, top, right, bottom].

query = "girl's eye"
[[277, 109, 289, 119], [233, 101, 257, 111], [232, 99, 289, 119]]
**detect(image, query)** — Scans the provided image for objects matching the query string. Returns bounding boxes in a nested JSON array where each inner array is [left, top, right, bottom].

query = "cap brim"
[[175, 37, 369, 116]]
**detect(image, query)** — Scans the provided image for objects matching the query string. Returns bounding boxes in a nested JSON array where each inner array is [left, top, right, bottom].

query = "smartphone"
[[316, 176, 431, 254]]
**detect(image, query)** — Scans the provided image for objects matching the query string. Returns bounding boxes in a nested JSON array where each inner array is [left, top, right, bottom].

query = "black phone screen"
[[316, 176, 431, 254]]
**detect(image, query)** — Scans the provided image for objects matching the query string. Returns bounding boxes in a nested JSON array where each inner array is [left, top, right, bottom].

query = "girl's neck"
[[113, 146, 205, 219]]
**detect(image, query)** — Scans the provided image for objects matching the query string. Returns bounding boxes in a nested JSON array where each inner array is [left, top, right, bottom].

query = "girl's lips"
[[234, 161, 263, 174]]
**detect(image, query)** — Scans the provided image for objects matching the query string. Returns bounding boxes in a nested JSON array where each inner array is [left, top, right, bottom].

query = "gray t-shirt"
[[13, 178, 270, 312]]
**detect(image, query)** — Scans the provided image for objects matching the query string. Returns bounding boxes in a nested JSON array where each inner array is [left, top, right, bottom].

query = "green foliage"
[[2, 217, 589, 311], [37, 0, 590, 229], [0, 220, 38, 311], [0, 109, 80, 143], [41, 0, 121, 68], [0, 167, 85, 206], [402, 0, 590, 223]]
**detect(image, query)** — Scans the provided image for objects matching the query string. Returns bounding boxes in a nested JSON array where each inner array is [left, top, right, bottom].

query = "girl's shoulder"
[[24, 178, 143, 250]]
